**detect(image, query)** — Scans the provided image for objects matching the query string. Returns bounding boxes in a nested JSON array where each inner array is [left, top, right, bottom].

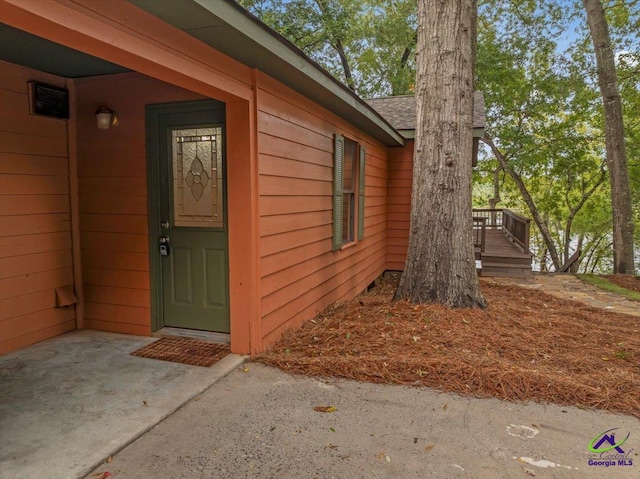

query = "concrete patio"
[[0, 330, 245, 479]]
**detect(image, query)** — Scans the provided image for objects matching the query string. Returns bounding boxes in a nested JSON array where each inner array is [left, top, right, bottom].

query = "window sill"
[[339, 241, 357, 251]]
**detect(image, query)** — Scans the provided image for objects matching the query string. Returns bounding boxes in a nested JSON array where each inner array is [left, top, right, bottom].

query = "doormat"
[[131, 337, 230, 367]]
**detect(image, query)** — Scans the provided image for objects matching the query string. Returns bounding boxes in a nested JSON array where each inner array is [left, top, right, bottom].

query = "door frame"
[[146, 99, 227, 333]]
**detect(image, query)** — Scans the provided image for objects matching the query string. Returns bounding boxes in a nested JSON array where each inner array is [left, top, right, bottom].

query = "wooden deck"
[[476, 229, 532, 277]]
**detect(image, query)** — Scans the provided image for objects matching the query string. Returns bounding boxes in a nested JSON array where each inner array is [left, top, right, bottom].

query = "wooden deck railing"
[[473, 208, 531, 255], [471, 208, 503, 228], [473, 216, 487, 252]]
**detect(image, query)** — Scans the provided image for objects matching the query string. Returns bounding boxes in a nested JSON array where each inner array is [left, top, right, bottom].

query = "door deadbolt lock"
[[159, 235, 170, 256]]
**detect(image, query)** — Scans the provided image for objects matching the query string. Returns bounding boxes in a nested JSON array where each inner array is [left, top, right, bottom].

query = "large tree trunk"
[[583, 0, 635, 274], [395, 0, 485, 308]]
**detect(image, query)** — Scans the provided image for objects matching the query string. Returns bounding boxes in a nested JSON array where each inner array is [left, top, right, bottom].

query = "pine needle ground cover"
[[604, 275, 640, 294], [258, 274, 640, 418]]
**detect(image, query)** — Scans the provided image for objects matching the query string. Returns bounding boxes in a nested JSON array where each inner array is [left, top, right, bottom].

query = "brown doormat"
[[131, 337, 230, 367]]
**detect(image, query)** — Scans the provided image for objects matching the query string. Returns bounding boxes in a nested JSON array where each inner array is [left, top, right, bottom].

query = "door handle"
[[159, 235, 170, 256]]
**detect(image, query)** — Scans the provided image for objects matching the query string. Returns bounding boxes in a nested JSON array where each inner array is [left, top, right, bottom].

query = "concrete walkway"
[[85, 363, 640, 479], [483, 274, 640, 317], [0, 330, 246, 479]]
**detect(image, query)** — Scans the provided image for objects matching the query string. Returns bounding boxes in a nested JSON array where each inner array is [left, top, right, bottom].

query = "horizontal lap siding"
[[256, 73, 389, 347], [387, 142, 414, 270], [75, 74, 204, 336], [0, 61, 75, 354]]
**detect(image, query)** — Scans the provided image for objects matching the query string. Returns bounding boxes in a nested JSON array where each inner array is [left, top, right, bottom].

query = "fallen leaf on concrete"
[[142, 400, 147, 406], [242, 366, 249, 372], [314, 405, 337, 413], [376, 452, 385, 459], [442, 404, 448, 410], [106, 456, 113, 463], [329, 427, 336, 433], [425, 444, 435, 452]]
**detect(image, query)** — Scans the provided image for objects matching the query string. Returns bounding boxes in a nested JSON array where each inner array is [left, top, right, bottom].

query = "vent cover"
[[28, 81, 70, 119]]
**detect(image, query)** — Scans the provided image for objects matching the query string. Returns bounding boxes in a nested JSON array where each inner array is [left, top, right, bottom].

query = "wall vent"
[[28, 81, 70, 119]]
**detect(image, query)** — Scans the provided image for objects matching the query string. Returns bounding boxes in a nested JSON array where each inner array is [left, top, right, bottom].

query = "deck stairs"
[[473, 208, 533, 278], [477, 229, 532, 277]]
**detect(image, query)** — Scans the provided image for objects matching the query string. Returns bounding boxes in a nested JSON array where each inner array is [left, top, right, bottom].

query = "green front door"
[[150, 101, 229, 333]]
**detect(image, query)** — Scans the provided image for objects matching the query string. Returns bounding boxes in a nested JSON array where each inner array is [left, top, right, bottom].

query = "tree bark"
[[395, 0, 485, 308], [333, 37, 356, 91], [583, 0, 635, 274]]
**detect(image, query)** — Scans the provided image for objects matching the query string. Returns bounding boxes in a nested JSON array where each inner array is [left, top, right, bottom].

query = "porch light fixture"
[[95, 106, 118, 130]]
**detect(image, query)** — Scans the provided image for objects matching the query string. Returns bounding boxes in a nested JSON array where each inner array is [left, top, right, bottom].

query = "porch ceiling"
[[0, 24, 130, 78]]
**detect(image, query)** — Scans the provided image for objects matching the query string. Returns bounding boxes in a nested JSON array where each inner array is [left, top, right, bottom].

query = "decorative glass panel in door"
[[172, 128, 224, 227]]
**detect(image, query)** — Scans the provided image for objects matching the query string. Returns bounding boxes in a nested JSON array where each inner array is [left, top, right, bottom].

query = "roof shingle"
[[365, 91, 486, 132]]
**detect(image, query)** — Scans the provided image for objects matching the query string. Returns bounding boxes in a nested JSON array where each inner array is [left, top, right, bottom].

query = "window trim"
[[333, 134, 365, 251]]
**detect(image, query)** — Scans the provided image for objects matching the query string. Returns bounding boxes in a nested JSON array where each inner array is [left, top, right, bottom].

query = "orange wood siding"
[[0, 60, 75, 355], [387, 142, 414, 270], [74, 73, 204, 336], [256, 72, 389, 348]]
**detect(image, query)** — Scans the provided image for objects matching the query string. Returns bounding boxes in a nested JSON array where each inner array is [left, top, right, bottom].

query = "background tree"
[[239, 0, 417, 97], [394, 0, 485, 307], [475, 0, 639, 273], [583, 0, 635, 274]]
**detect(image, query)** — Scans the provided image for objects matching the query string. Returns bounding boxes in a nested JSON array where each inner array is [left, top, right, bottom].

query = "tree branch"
[[482, 134, 563, 270]]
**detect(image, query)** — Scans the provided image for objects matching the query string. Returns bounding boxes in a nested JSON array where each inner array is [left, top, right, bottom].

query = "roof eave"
[[129, 0, 404, 147]]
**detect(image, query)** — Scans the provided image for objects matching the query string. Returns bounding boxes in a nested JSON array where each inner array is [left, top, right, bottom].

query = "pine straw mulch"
[[605, 274, 640, 294], [257, 273, 640, 418]]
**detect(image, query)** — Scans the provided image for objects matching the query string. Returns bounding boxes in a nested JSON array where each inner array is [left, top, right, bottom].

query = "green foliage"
[[475, 0, 639, 273], [238, 0, 416, 97]]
